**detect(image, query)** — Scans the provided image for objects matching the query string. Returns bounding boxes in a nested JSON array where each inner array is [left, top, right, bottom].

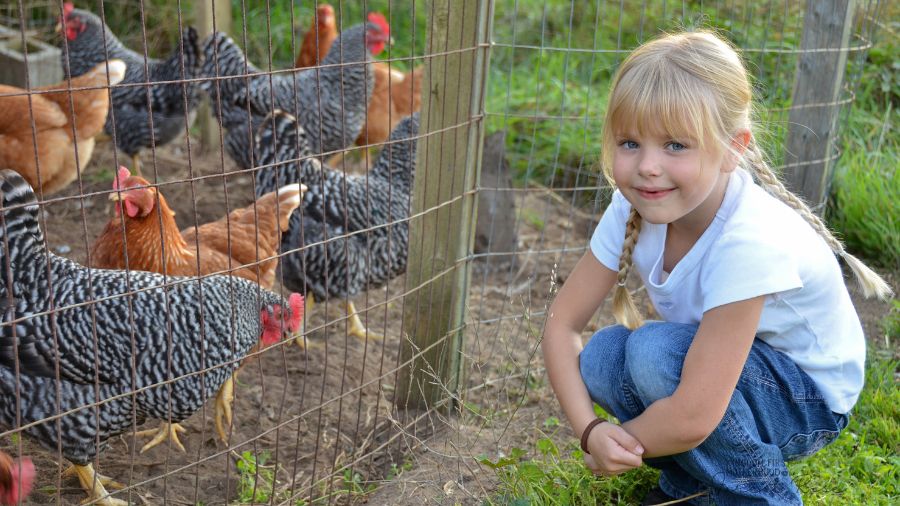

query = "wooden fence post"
[[783, 0, 856, 210], [396, 0, 493, 411], [194, 0, 231, 153]]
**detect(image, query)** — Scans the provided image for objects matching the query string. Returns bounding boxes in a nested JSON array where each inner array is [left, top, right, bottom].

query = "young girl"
[[542, 31, 892, 505]]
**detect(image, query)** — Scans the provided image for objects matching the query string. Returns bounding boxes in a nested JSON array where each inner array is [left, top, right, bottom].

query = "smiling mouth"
[[635, 188, 674, 200]]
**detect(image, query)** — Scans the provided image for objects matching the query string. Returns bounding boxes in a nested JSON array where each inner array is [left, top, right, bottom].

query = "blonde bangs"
[[600, 34, 737, 180], [609, 63, 716, 147]]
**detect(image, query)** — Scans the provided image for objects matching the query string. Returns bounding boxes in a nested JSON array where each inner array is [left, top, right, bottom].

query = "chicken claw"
[[215, 373, 236, 443], [134, 422, 187, 453], [63, 463, 127, 505], [347, 301, 383, 341]]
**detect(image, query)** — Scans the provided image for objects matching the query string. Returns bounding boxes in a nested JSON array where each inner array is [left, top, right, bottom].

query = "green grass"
[[826, 10, 899, 269], [481, 349, 900, 505]]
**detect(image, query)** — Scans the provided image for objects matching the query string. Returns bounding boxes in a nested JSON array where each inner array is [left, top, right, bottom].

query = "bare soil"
[[2, 137, 895, 505]]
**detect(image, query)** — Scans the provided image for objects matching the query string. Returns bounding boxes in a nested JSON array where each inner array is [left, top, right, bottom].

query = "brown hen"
[[294, 4, 337, 69], [296, 4, 422, 147], [0, 60, 126, 195], [90, 166, 305, 446]]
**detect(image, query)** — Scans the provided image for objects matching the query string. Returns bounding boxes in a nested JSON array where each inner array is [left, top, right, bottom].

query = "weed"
[[340, 468, 376, 498], [234, 450, 276, 504], [387, 458, 414, 481]]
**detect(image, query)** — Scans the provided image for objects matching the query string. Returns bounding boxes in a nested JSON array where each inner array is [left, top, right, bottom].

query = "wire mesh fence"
[[0, 0, 886, 504]]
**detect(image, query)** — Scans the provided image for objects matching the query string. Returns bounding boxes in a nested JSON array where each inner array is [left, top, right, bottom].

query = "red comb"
[[2, 457, 35, 505], [288, 293, 305, 332], [112, 166, 131, 191], [367, 12, 389, 34], [63, 2, 74, 15]]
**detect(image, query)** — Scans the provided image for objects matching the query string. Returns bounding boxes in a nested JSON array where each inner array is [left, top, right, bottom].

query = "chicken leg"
[[130, 154, 142, 177], [63, 463, 127, 506], [214, 371, 238, 443], [134, 421, 187, 453]]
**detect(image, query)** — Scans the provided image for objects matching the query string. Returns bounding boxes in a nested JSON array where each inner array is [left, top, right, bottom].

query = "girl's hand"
[[583, 422, 644, 476]]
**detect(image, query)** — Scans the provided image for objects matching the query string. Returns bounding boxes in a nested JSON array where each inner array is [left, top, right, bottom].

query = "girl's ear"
[[723, 129, 752, 173]]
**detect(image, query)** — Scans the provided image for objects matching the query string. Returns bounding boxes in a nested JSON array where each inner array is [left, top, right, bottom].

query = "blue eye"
[[619, 140, 639, 150], [667, 141, 687, 151]]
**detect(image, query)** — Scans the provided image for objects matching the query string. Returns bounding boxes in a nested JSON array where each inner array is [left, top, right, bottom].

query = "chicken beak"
[[108, 192, 122, 202], [55, 21, 62, 33], [299, 184, 309, 194]]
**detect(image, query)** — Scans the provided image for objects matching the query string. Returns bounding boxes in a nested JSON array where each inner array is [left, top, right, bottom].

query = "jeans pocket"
[[779, 427, 841, 461]]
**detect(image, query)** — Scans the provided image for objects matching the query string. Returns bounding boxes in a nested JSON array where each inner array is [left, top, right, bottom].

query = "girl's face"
[[611, 128, 742, 233]]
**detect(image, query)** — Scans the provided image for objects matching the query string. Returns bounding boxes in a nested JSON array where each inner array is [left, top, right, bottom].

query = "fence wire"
[[0, 0, 885, 504]]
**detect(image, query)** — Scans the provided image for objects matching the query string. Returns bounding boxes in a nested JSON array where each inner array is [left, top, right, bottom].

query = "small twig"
[[652, 490, 709, 505]]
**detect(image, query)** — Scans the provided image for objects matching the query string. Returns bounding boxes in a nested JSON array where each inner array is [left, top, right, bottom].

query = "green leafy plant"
[[234, 450, 276, 504]]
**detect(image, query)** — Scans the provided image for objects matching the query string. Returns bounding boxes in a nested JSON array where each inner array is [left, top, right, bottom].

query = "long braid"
[[612, 208, 645, 329], [745, 144, 893, 299]]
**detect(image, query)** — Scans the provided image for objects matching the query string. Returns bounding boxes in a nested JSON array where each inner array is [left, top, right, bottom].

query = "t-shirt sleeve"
[[590, 190, 630, 271], [700, 227, 803, 312]]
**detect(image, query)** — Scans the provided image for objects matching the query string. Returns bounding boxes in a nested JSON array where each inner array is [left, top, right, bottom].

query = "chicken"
[[294, 4, 337, 69], [0, 59, 126, 195], [90, 166, 305, 444], [357, 65, 423, 148], [0, 451, 34, 506], [59, 3, 203, 175], [255, 109, 418, 340], [295, 5, 423, 148], [201, 12, 390, 171], [0, 169, 303, 505]]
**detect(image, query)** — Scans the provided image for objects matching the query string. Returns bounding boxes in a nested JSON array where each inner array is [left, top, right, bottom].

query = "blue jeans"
[[579, 322, 848, 505]]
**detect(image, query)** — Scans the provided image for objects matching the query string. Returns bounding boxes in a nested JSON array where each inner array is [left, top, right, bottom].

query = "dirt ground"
[[2, 135, 895, 505]]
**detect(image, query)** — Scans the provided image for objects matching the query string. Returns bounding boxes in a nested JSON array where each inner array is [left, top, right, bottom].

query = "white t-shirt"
[[590, 168, 865, 414]]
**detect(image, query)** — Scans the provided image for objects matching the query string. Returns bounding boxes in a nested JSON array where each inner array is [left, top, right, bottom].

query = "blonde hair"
[[600, 30, 892, 329]]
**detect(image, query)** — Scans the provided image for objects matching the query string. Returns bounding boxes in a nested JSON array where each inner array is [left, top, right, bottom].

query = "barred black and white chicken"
[[254, 110, 418, 340], [0, 170, 303, 505], [200, 13, 389, 170], [59, 3, 203, 175]]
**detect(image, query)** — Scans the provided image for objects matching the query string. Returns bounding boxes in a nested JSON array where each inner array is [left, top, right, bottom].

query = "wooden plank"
[[396, 0, 493, 411], [194, 0, 232, 153], [783, 0, 855, 210]]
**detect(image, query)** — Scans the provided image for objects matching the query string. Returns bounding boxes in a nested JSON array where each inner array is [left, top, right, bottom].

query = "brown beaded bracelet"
[[580, 418, 607, 454]]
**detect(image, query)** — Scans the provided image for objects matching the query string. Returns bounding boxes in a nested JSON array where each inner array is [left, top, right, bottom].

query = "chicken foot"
[[62, 463, 127, 506], [134, 422, 187, 453], [300, 296, 383, 343], [346, 301, 382, 341]]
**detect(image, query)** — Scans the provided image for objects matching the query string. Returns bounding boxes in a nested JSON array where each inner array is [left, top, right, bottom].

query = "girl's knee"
[[625, 322, 697, 402], [579, 325, 630, 403]]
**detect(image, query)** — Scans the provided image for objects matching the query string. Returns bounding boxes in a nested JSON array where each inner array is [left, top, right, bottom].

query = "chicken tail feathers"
[[200, 31, 256, 96], [0, 170, 45, 262], [255, 110, 316, 195], [370, 112, 420, 183], [180, 26, 203, 77]]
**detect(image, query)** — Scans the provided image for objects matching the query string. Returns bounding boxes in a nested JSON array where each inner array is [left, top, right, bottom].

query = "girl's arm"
[[621, 295, 765, 457], [542, 252, 644, 472]]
